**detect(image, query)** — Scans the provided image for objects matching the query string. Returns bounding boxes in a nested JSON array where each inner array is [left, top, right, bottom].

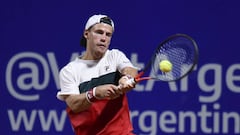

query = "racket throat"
[[136, 77, 153, 82]]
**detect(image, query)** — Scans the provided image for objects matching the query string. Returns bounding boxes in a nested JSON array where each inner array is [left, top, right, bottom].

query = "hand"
[[94, 84, 123, 100], [118, 75, 136, 93]]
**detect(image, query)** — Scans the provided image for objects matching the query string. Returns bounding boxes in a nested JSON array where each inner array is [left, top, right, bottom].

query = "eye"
[[95, 30, 104, 35], [106, 32, 112, 37]]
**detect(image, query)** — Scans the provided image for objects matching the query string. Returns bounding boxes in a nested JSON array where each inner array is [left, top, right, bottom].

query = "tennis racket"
[[128, 33, 199, 84]]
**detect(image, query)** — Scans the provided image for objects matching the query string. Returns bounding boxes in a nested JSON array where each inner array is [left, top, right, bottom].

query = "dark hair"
[[80, 36, 87, 48]]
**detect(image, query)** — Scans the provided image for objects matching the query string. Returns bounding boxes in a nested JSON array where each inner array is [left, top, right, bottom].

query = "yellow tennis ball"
[[159, 60, 172, 72]]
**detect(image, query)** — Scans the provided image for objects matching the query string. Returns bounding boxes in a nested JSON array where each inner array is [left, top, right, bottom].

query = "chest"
[[76, 58, 118, 83]]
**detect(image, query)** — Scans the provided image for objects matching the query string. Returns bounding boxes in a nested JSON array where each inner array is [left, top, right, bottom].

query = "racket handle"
[[117, 77, 136, 89], [126, 77, 136, 85]]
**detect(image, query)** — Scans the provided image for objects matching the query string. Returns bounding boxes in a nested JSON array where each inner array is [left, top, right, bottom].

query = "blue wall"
[[1, 0, 240, 134]]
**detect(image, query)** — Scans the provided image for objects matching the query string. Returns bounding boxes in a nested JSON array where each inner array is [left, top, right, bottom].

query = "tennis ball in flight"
[[159, 60, 172, 72]]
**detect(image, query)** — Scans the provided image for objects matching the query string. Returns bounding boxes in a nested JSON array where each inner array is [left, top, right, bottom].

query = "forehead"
[[91, 23, 114, 32]]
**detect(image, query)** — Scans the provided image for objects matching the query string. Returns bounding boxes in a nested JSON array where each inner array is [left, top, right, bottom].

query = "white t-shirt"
[[56, 49, 136, 100]]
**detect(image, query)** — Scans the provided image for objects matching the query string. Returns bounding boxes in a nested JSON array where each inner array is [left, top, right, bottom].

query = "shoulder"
[[60, 58, 81, 74], [106, 49, 126, 57]]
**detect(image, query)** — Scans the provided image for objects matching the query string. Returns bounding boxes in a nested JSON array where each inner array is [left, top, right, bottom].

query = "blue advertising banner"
[[1, 0, 240, 134]]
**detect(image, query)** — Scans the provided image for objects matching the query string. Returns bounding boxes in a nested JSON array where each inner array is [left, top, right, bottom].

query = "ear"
[[83, 30, 88, 39]]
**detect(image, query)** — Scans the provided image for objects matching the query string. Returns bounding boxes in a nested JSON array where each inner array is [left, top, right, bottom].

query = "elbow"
[[69, 105, 81, 113]]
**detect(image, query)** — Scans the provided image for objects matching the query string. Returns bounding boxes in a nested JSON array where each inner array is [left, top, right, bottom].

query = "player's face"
[[85, 23, 113, 59]]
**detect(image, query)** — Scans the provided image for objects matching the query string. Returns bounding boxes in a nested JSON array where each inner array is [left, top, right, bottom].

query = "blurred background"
[[1, 0, 240, 134]]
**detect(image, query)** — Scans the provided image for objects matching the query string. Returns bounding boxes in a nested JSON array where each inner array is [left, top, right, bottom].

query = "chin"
[[99, 47, 108, 53], [95, 50, 107, 59]]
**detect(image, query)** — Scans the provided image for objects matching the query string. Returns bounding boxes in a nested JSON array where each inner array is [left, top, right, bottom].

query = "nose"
[[100, 34, 107, 42]]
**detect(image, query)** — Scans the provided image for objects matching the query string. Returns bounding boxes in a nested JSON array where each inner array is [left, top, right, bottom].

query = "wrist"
[[86, 88, 98, 103]]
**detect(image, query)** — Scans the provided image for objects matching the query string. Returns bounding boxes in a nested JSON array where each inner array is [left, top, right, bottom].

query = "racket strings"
[[152, 36, 197, 81]]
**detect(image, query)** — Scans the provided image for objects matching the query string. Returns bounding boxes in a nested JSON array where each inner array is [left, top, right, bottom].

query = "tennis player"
[[56, 14, 138, 135]]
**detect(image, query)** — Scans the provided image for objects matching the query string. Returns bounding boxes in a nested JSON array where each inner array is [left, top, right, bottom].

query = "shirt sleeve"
[[56, 64, 80, 101], [114, 49, 138, 72]]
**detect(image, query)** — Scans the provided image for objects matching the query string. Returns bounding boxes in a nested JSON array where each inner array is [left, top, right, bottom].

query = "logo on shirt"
[[105, 65, 110, 71]]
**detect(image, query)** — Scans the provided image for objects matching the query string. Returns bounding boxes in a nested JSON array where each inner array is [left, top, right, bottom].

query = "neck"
[[82, 51, 105, 60]]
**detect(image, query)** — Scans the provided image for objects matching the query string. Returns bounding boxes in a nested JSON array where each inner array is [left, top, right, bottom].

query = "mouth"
[[97, 44, 107, 49]]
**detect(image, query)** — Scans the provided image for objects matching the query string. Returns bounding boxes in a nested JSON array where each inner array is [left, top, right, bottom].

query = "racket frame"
[[134, 33, 199, 82]]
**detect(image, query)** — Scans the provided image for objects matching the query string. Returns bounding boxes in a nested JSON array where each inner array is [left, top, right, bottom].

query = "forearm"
[[121, 67, 138, 77], [65, 93, 91, 113], [64, 84, 121, 113]]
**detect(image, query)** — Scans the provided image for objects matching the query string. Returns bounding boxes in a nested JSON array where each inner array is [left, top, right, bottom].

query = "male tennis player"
[[57, 14, 138, 135]]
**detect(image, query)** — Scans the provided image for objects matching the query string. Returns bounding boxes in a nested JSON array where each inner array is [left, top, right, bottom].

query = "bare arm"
[[121, 66, 138, 78], [63, 67, 137, 113], [65, 93, 91, 113], [64, 84, 120, 113]]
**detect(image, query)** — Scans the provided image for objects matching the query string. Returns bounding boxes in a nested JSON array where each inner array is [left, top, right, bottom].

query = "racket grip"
[[126, 78, 136, 85], [117, 77, 136, 89]]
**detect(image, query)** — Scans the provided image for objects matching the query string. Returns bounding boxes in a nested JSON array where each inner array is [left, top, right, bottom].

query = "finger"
[[107, 86, 122, 96], [115, 89, 123, 95], [117, 84, 123, 90], [108, 89, 116, 94]]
